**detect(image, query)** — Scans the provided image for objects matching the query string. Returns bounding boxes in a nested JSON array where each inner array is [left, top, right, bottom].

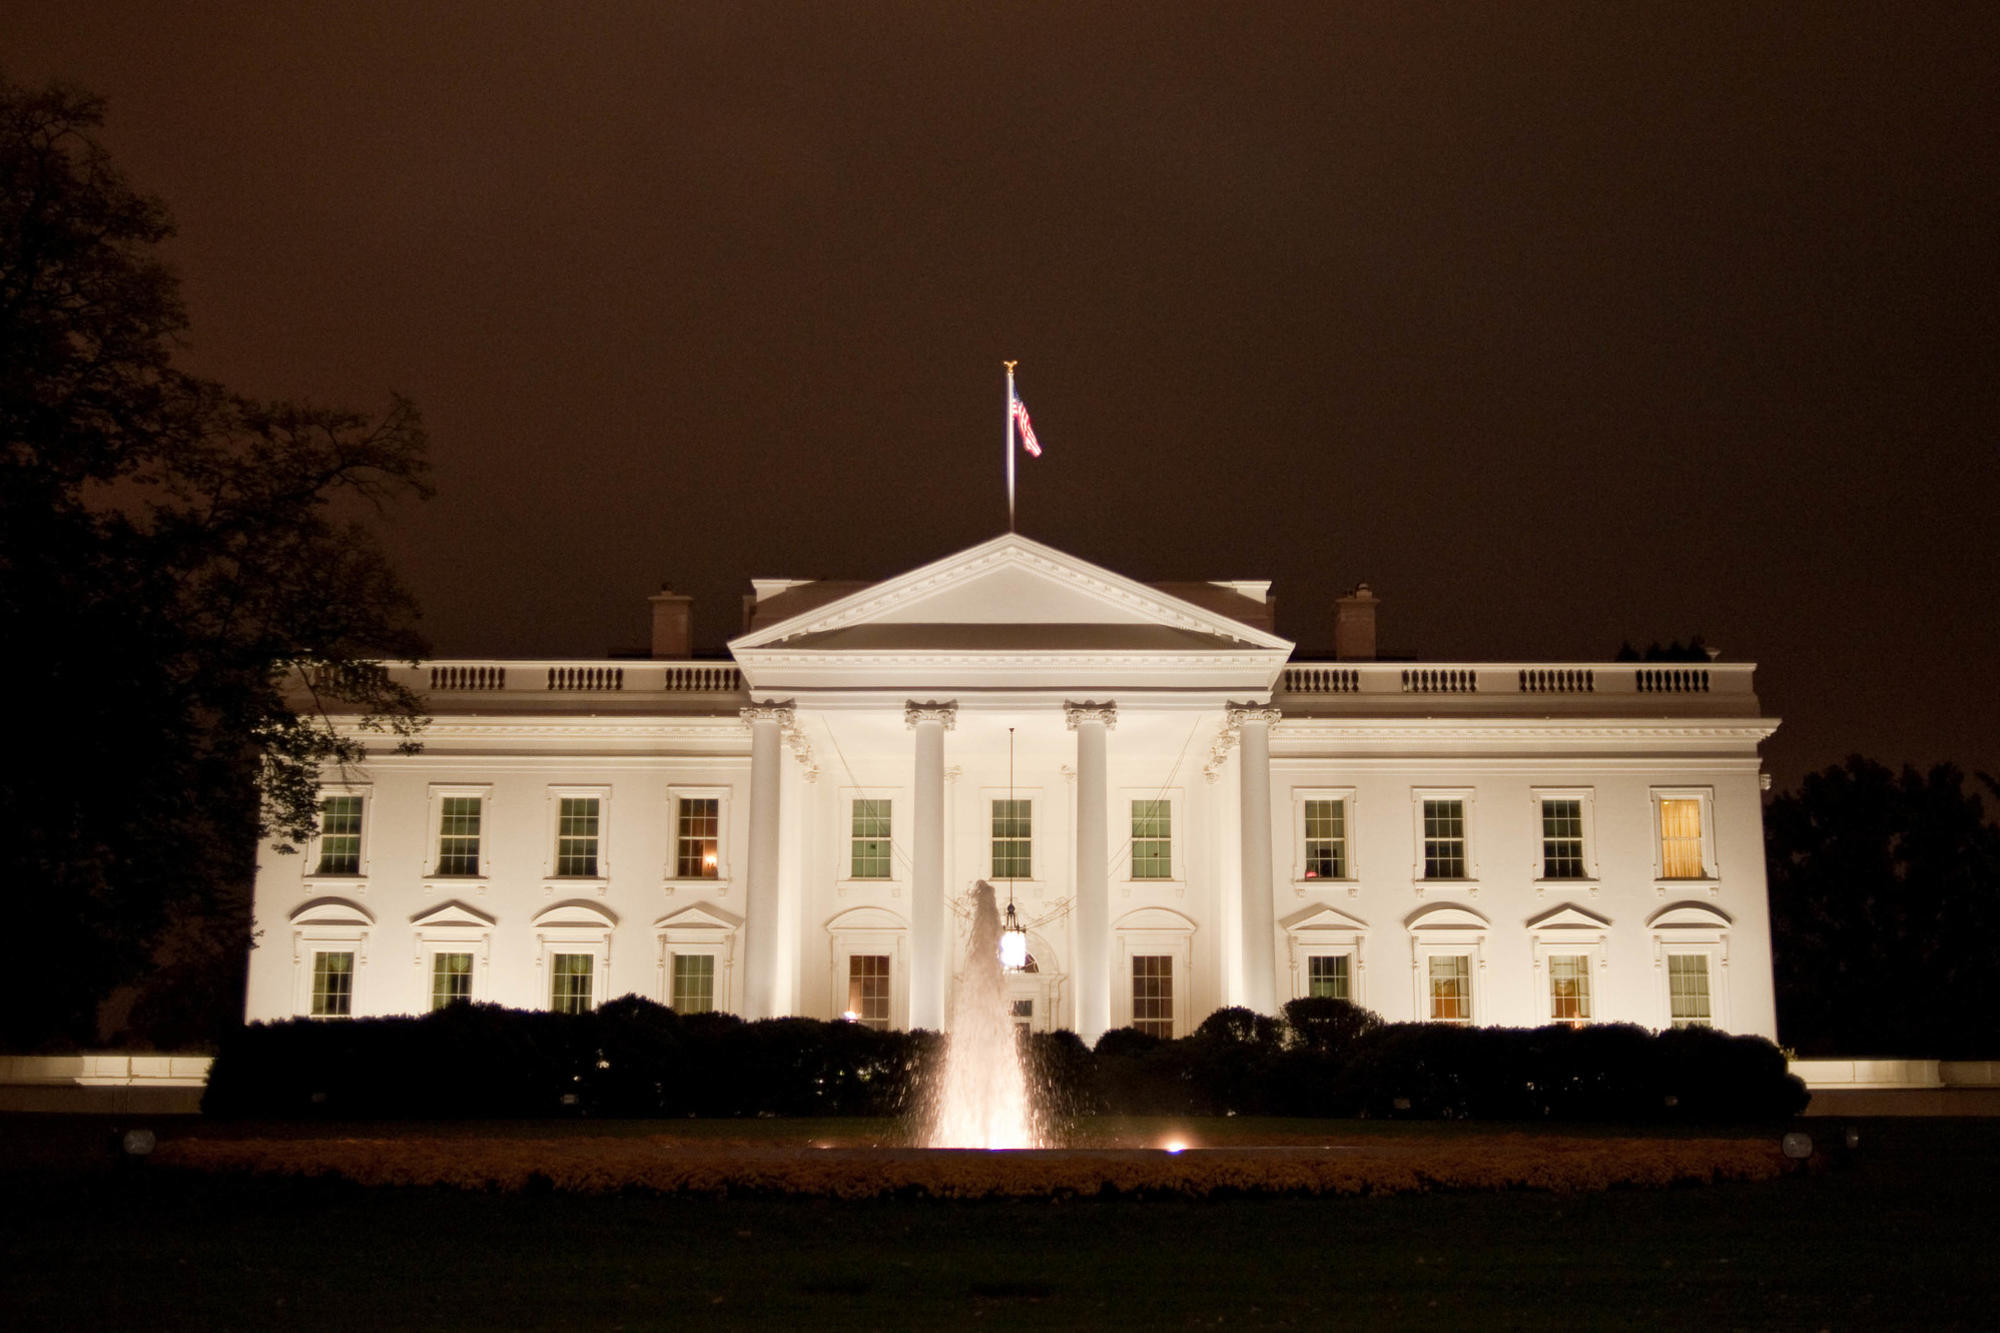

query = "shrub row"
[[202, 996, 1807, 1121]]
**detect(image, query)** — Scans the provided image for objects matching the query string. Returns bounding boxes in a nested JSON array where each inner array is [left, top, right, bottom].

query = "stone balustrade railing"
[[376, 661, 747, 695], [1280, 661, 1750, 697]]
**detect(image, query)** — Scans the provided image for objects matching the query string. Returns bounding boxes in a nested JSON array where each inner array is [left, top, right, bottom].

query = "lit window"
[[316, 796, 363, 875], [1667, 954, 1712, 1028], [1428, 954, 1471, 1023], [310, 950, 354, 1018], [435, 796, 482, 876], [1659, 799, 1705, 879], [671, 954, 715, 1014], [850, 799, 892, 879], [1131, 955, 1174, 1038], [1549, 953, 1591, 1024], [1423, 800, 1467, 879], [1307, 954, 1350, 1000], [430, 952, 473, 1010], [1540, 800, 1585, 879], [1303, 799, 1347, 879], [676, 798, 720, 878], [550, 953, 594, 1013], [991, 799, 1032, 880], [1131, 800, 1172, 879], [847, 954, 890, 1030], [555, 797, 601, 877]]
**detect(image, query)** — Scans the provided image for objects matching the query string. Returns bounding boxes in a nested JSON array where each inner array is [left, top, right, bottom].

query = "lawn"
[[3, 1115, 1994, 1328]]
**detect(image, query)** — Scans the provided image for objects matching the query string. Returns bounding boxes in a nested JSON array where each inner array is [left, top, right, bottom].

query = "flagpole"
[[1004, 360, 1018, 532]]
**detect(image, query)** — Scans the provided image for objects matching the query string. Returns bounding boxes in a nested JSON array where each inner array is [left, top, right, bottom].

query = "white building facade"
[[245, 534, 1781, 1043]]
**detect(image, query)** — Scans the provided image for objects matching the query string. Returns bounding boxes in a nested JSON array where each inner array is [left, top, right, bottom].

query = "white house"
[[245, 533, 1781, 1043]]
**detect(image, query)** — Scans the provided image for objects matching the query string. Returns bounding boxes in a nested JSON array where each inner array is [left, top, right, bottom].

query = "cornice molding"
[[1272, 721, 1779, 742]]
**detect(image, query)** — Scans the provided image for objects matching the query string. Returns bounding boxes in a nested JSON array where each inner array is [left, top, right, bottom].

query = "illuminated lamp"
[[999, 900, 1029, 971]]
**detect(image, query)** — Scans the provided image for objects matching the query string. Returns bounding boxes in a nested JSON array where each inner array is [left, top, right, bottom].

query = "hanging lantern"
[[999, 900, 1029, 971]]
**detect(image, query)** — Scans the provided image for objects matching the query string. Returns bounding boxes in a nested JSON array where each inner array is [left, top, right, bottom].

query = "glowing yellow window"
[[1659, 798, 1705, 879]]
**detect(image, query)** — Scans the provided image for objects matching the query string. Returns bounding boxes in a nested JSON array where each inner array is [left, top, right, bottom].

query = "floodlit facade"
[[245, 533, 1782, 1042]]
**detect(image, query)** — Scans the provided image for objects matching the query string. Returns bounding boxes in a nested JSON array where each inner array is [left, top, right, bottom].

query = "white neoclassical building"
[[245, 533, 1781, 1042]]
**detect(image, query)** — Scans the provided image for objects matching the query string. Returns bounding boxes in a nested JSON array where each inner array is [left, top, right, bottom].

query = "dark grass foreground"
[[153, 1131, 1782, 1198], [3, 1117, 1997, 1329]]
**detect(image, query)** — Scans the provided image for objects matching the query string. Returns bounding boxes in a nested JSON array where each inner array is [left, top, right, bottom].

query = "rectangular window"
[[1011, 997, 1034, 1033], [1668, 954, 1712, 1028], [310, 950, 354, 1018], [316, 796, 363, 875], [1307, 954, 1351, 1000], [1541, 799, 1586, 879], [1423, 799, 1467, 879], [847, 954, 890, 1030], [991, 799, 1032, 880], [1131, 955, 1174, 1039], [671, 954, 715, 1014], [550, 953, 594, 1013], [430, 952, 473, 1010], [1428, 954, 1471, 1023], [1130, 800, 1172, 879], [1659, 799, 1705, 879], [555, 796, 601, 877], [850, 799, 892, 879], [1303, 799, 1348, 879], [1548, 953, 1592, 1024], [435, 795, 482, 877], [676, 798, 720, 878]]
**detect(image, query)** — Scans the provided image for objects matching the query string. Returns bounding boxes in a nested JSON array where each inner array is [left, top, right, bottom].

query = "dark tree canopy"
[[1766, 757, 2000, 1058], [0, 77, 431, 1050]]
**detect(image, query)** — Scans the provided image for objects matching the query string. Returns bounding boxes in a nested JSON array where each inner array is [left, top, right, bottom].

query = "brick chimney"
[[1334, 583, 1379, 661], [649, 586, 693, 659]]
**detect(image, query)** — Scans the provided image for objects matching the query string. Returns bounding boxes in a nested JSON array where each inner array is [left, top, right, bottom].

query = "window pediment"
[[290, 897, 374, 927], [533, 900, 619, 930], [1527, 904, 1612, 932], [1281, 904, 1369, 937], [410, 900, 496, 929], [1113, 906, 1197, 933], [1648, 902, 1733, 930], [1405, 904, 1489, 933], [654, 904, 744, 933], [826, 905, 908, 933]]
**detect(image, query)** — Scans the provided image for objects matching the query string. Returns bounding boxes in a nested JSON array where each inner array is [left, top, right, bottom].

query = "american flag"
[[1012, 394, 1041, 457]]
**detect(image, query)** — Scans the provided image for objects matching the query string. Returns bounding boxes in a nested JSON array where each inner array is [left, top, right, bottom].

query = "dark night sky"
[[7, 3, 1996, 792]]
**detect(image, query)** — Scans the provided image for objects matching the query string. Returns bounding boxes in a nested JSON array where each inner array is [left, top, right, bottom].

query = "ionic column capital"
[[1225, 702, 1283, 729], [1063, 700, 1118, 731], [904, 699, 958, 731], [741, 700, 796, 728]]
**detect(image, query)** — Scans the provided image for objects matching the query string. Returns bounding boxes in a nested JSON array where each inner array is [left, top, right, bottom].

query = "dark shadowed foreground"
[[2, 1116, 1995, 1327]]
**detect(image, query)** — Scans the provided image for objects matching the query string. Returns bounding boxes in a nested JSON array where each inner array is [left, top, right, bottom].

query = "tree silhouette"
[[0, 78, 431, 1048]]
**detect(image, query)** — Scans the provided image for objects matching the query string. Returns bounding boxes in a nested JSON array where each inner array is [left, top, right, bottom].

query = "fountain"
[[921, 879, 1047, 1148]]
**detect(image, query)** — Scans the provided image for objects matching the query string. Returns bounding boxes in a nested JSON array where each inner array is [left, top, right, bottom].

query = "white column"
[[906, 700, 957, 1031], [740, 702, 792, 1020], [1231, 704, 1282, 1015], [1067, 700, 1116, 1045]]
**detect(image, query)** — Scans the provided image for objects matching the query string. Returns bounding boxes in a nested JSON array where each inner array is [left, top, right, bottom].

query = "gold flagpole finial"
[[1004, 359, 1017, 372]]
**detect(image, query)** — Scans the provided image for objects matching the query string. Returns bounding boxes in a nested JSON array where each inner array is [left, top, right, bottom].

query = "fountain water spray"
[[921, 879, 1046, 1148]]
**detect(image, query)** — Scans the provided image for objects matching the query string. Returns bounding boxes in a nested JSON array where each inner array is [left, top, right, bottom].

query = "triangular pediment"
[[653, 904, 744, 932], [1527, 904, 1612, 932], [730, 534, 1292, 653], [411, 900, 496, 929], [1281, 904, 1369, 935]]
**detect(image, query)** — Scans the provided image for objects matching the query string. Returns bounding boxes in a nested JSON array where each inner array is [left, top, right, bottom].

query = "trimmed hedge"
[[202, 995, 1808, 1121]]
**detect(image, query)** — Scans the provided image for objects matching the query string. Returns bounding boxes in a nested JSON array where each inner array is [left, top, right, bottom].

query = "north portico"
[[247, 532, 1783, 1044], [725, 532, 1296, 1040]]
